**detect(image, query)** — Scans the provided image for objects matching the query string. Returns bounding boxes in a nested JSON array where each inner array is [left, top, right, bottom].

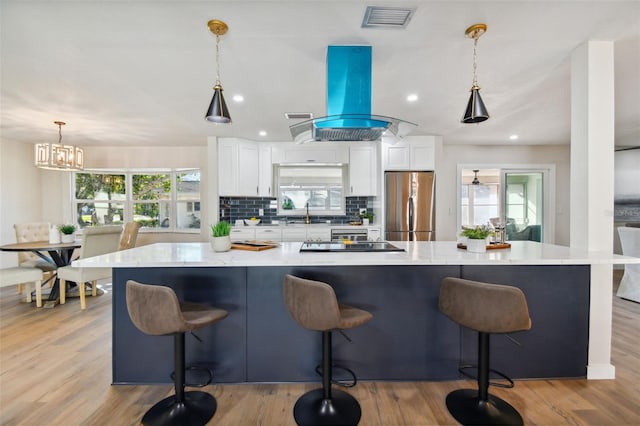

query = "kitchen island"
[[74, 241, 639, 385]]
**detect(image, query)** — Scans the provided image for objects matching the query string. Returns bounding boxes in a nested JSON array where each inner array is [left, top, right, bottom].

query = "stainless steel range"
[[299, 241, 405, 253]]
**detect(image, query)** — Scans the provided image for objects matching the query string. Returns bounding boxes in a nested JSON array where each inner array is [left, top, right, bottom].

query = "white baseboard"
[[587, 363, 616, 380]]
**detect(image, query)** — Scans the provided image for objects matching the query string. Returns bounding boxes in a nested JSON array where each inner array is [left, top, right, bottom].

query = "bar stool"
[[126, 280, 228, 426], [439, 277, 531, 425], [283, 274, 373, 426]]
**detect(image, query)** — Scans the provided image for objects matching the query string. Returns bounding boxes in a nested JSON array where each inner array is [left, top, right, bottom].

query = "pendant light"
[[461, 23, 490, 123], [34, 121, 84, 171], [205, 19, 232, 123], [472, 169, 480, 185]]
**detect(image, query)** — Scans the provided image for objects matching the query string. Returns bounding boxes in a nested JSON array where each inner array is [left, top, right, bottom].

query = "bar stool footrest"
[[458, 364, 515, 388]]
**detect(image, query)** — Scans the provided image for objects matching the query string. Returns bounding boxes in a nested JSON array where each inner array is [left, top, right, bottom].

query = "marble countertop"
[[73, 241, 640, 268]]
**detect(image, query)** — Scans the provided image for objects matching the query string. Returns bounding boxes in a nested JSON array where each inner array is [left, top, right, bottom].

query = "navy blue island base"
[[112, 264, 590, 385]]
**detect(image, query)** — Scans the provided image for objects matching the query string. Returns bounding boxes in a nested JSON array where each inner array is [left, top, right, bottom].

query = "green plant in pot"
[[460, 225, 493, 253], [211, 221, 232, 252], [58, 224, 77, 243]]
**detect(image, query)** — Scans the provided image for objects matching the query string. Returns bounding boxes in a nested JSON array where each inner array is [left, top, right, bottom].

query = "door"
[[503, 171, 544, 242]]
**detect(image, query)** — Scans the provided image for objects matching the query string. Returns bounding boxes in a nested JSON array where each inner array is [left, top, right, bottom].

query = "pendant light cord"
[[215, 34, 221, 86], [472, 37, 479, 88]]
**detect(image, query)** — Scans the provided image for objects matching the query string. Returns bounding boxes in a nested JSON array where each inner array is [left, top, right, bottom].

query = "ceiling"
[[1, 1, 638, 149]]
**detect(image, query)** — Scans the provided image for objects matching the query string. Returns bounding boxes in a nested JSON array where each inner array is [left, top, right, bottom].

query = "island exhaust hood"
[[289, 45, 416, 143]]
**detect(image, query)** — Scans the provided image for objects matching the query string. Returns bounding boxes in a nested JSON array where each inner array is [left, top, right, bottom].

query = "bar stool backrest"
[[283, 274, 341, 331]]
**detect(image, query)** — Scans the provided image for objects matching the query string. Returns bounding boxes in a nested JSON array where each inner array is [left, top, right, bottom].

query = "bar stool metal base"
[[141, 390, 217, 426], [445, 389, 523, 425], [293, 388, 361, 426]]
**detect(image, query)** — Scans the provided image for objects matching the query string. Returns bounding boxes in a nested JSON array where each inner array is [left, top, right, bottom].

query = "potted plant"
[[359, 212, 374, 225], [211, 221, 232, 252], [58, 224, 77, 243], [460, 225, 493, 253]]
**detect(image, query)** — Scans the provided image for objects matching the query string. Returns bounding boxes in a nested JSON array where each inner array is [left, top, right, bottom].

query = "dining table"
[[0, 240, 81, 307]]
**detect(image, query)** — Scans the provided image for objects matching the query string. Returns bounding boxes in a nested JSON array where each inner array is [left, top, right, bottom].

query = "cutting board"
[[231, 240, 279, 251], [457, 242, 512, 250]]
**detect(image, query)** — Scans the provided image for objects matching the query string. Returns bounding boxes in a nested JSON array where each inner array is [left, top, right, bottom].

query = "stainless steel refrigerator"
[[385, 171, 435, 241]]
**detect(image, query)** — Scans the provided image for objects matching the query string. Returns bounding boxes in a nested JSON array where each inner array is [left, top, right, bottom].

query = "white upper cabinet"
[[271, 142, 349, 164], [219, 138, 261, 196], [382, 136, 436, 171], [259, 145, 272, 196], [349, 143, 377, 196]]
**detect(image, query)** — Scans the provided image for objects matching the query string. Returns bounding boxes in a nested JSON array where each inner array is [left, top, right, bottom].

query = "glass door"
[[503, 171, 544, 242]]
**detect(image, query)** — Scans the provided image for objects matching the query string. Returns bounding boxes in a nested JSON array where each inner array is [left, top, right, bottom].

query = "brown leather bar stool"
[[283, 274, 373, 426], [439, 277, 531, 425], [126, 280, 228, 426]]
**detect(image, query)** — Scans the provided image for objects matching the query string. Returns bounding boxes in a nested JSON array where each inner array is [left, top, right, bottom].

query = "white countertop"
[[73, 241, 640, 268]]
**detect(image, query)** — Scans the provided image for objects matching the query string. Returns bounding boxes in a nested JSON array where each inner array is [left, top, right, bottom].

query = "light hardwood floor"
[[1, 271, 638, 425]]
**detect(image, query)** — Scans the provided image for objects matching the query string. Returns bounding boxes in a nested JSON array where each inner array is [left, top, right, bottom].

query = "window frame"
[[72, 168, 201, 233]]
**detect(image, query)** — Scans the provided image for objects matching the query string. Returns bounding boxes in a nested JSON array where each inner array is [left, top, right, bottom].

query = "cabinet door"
[[383, 144, 410, 170], [349, 144, 377, 196], [259, 146, 273, 196], [306, 228, 331, 242], [218, 141, 239, 195], [282, 228, 307, 242], [238, 143, 260, 196], [230, 228, 256, 241], [410, 140, 435, 170], [367, 227, 381, 241], [255, 228, 282, 242]]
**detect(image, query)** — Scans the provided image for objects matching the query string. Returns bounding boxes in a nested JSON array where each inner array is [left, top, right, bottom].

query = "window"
[[461, 183, 500, 227], [73, 169, 201, 232], [275, 164, 346, 216]]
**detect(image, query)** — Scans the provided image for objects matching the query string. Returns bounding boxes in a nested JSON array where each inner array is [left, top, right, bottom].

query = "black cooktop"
[[299, 241, 405, 253]]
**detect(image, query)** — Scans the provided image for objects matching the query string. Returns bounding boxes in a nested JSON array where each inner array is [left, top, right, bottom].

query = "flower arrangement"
[[58, 224, 77, 235], [460, 225, 493, 240], [211, 221, 232, 237]]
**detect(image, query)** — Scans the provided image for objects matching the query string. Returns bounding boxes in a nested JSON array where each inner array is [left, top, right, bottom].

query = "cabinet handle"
[[351, 185, 354, 194], [256, 186, 259, 195]]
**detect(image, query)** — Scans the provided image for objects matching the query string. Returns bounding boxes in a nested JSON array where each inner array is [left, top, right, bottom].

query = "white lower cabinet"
[[368, 227, 381, 241], [306, 228, 331, 242], [255, 228, 282, 242], [230, 228, 256, 241], [282, 228, 307, 242]]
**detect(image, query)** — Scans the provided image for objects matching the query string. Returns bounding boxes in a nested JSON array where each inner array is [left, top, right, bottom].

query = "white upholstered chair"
[[58, 225, 122, 309], [13, 222, 57, 298], [0, 267, 44, 307], [617, 226, 640, 303]]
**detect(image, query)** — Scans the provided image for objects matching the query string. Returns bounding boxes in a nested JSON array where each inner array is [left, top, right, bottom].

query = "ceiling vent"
[[362, 6, 416, 29], [285, 112, 314, 120]]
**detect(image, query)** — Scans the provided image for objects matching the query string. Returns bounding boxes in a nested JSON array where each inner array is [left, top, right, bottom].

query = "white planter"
[[60, 233, 75, 243], [212, 236, 232, 252], [466, 238, 487, 253]]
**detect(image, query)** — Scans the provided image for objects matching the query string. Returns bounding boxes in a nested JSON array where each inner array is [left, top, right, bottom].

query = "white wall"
[[437, 144, 571, 244]]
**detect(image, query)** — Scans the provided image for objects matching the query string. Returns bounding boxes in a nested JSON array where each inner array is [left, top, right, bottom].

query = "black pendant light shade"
[[472, 169, 480, 185], [462, 86, 489, 123], [205, 84, 232, 123]]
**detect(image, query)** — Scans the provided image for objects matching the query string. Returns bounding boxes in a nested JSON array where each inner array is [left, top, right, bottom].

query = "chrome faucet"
[[305, 202, 310, 224]]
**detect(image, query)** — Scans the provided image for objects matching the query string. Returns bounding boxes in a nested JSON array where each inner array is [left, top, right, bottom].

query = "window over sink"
[[275, 164, 346, 216]]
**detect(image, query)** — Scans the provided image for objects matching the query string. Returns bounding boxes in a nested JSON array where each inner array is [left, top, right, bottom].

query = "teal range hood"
[[290, 45, 416, 143]]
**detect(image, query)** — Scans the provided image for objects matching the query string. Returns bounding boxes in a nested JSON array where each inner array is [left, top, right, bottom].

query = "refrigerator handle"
[[408, 196, 414, 232]]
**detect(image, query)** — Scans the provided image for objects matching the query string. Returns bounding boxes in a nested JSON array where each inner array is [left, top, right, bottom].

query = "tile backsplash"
[[219, 196, 375, 224]]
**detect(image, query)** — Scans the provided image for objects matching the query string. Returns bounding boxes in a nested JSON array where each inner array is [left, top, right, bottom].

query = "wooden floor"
[[1, 271, 639, 425]]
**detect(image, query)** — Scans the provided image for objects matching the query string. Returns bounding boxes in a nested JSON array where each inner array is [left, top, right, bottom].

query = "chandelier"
[[34, 121, 84, 171]]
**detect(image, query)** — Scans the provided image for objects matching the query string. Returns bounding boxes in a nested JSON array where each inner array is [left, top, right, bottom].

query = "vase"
[[60, 233, 75, 243], [466, 238, 486, 253], [212, 236, 232, 252]]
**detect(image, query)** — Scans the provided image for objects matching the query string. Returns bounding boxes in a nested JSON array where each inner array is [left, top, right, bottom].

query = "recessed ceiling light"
[[509, 134, 519, 140], [259, 130, 267, 137], [233, 94, 244, 102], [407, 94, 418, 102]]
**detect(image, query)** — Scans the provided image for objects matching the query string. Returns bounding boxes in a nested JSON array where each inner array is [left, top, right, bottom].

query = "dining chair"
[[118, 221, 142, 250], [13, 222, 56, 298], [0, 267, 44, 307], [58, 225, 122, 309]]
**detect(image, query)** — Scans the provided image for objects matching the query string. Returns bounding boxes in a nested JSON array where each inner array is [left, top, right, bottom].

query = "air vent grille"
[[285, 112, 313, 120], [362, 6, 416, 28]]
